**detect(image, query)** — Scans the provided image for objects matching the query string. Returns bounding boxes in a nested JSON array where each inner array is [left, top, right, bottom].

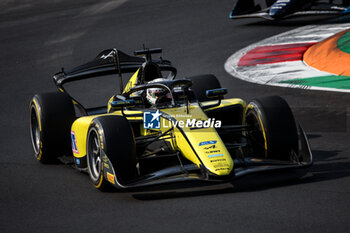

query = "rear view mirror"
[[110, 99, 135, 108], [206, 88, 227, 98], [201, 88, 227, 110]]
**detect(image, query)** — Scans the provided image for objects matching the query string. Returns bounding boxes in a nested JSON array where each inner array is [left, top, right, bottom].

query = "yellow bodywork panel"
[[71, 116, 97, 158], [107, 96, 114, 113], [160, 103, 235, 176], [123, 68, 140, 94], [72, 97, 245, 176], [107, 68, 140, 112]]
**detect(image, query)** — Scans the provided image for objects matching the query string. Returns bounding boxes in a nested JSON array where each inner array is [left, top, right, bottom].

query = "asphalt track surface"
[[1, 1, 350, 232]]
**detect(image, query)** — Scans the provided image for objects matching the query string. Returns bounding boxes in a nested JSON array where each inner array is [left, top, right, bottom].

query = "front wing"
[[104, 125, 312, 189], [230, 9, 350, 20]]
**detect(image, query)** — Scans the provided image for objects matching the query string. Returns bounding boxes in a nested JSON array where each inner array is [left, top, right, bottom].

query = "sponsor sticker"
[[215, 168, 229, 171], [75, 158, 80, 165], [210, 158, 226, 163], [143, 111, 222, 129], [199, 140, 217, 146], [107, 172, 115, 184], [205, 150, 220, 154], [100, 50, 114, 59], [143, 110, 161, 129], [208, 154, 223, 158], [71, 131, 79, 154], [204, 145, 216, 150]]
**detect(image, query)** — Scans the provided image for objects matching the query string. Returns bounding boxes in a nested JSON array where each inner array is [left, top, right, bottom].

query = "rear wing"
[[53, 49, 174, 86], [53, 48, 176, 115]]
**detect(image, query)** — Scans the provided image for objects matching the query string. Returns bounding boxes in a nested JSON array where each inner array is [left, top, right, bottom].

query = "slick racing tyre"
[[189, 74, 222, 102], [87, 116, 136, 191], [30, 92, 76, 163], [245, 96, 298, 161]]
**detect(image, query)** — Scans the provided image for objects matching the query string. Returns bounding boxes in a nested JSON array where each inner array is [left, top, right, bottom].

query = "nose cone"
[[210, 166, 232, 176], [345, 6, 350, 13], [269, 7, 282, 18], [269, 0, 307, 19]]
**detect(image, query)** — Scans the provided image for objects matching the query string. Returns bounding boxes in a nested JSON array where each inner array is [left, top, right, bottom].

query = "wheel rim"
[[30, 105, 40, 156], [246, 110, 266, 158], [87, 128, 102, 182]]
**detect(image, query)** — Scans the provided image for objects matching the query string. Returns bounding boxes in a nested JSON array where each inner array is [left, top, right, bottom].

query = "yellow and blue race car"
[[29, 47, 312, 191]]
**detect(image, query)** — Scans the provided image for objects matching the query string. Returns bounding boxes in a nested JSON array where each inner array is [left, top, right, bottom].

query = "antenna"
[[134, 47, 162, 62]]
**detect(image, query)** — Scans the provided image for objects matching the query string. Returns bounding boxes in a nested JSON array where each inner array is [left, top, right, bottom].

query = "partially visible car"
[[229, 0, 350, 20]]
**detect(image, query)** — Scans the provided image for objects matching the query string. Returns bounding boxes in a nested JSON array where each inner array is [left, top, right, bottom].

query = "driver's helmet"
[[146, 78, 172, 106]]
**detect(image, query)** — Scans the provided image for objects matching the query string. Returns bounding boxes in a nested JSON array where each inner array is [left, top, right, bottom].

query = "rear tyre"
[[87, 116, 136, 191], [245, 96, 298, 161], [29, 92, 75, 163], [188, 74, 221, 102]]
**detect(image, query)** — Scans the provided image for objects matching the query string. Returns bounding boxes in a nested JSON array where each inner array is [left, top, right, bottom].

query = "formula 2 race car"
[[230, 0, 350, 20], [29, 47, 312, 191]]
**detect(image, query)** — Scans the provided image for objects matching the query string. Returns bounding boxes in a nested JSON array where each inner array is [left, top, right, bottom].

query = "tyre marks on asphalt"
[[34, 0, 128, 66], [77, 0, 127, 17]]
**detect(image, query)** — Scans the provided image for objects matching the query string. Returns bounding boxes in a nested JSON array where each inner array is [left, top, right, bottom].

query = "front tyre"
[[245, 96, 298, 161], [87, 116, 136, 191]]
